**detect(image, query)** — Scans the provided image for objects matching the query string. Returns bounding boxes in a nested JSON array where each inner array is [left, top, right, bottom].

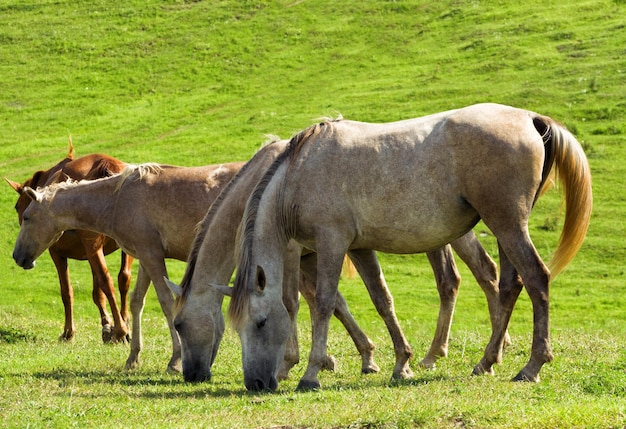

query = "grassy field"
[[0, 0, 625, 427]]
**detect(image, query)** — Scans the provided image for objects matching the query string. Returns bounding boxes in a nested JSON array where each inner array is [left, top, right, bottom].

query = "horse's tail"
[[534, 115, 592, 278]]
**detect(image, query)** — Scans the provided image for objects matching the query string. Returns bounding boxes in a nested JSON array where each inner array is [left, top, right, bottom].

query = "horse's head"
[[229, 239, 295, 392], [227, 151, 296, 392], [167, 277, 226, 383], [235, 263, 290, 392], [12, 187, 64, 269]]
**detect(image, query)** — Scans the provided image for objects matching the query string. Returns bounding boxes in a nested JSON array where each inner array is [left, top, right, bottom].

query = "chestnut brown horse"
[[229, 103, 592, 391], [7, 142, 132, 342]]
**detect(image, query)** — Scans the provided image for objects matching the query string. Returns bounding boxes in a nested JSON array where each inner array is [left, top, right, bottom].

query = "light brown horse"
[[12, 161, 390, 376], [228, 103, 592, 391], [167, 139, 504, 384], [7, 142, 132, 342]]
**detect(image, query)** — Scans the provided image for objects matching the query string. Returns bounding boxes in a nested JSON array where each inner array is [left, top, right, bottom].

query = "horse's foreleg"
[[125, 264, 150, 370], [297, 249, 345, 391], [49, 250, 75, 342], [277, 243, 302, 381], [117, 252, 133, 331], [140, 260, 181, 374], [420, 245, 460, 370], [451, 231, 511, 348], [348, 249, 413, 380], [300, 253, 379, 375]]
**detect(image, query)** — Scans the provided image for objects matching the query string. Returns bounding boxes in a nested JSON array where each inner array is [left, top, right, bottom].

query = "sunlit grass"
[[0, 0, 624, 427]]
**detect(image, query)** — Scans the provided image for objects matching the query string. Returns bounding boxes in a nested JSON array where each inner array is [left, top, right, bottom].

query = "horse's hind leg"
[[420, 245, 460, 370], [84, 243, 128, 343], [49, 250, 75, 341], [348, 249, 413, 380], [474, 237, 551, 382], [451, 231, 511, 348]]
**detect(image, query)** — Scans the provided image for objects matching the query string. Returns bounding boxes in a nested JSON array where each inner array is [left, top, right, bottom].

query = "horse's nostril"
[[245, 378, 267, 392], [268, 377, 278, 392], [254, 379, 266, 391]]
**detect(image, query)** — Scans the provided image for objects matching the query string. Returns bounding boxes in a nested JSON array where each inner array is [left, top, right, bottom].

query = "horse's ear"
[[5, 178, 22, 194], [23, 186, 43, 203], [210, 283, 233, 297], [67, 135, 75, 160], [164, 277, 182, 298]]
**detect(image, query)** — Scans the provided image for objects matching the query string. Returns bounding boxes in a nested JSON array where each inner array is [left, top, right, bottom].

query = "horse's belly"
[[352, 220, 476, 254]]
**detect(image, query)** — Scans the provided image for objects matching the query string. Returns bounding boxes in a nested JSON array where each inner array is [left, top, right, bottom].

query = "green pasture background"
[[0, 0, 624, 427]]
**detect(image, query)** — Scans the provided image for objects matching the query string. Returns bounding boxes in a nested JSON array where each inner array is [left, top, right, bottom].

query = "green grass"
[[1, 0, 625, 427]]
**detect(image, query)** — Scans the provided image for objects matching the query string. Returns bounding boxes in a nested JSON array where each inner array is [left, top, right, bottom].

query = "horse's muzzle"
[[13, 251, 35, 270], [182, 368, 211, 383], [245, 376, 278, 392]]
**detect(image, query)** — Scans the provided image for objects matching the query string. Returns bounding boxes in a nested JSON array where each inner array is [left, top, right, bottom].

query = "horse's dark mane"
[[84, 158, 127, 180], [229, 120, 335, 329], [174, 155, 255, 306], [176, 140, 287, 306]]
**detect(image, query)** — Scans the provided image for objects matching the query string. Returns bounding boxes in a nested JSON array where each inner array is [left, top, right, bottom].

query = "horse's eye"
[[257, 318, 267, 329], [174, 320, 184, 333], [256, 266, 266, 292]]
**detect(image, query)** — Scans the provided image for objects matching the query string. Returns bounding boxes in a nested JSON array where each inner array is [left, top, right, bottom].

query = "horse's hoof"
[[321, 355, 338, 372], [418, 359, 437, 371], [109, 329, 130, 344], [361, 363, 380, 374], [102, 325, 113, 343], [125, 356, 140, 370], [58, 332, 75, 342], [512, 370, 539, 383], [472, 362, 495, 376], [391, 364, 414, 380], [167, 361, 183, 374], [296, 379, 321, 391]]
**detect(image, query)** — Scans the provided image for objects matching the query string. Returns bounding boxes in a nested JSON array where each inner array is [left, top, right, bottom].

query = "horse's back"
[[282, 103, 546, 254]]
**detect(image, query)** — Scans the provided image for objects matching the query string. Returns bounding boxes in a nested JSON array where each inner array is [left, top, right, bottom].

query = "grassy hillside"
[[0, 0, 625, 428]]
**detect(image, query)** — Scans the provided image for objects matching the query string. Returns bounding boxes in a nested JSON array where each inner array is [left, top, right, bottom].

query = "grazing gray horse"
[[227, 103, 592, 391]]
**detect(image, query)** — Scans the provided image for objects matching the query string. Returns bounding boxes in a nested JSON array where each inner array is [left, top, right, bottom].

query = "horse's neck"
[[51, 181, 117, 234]]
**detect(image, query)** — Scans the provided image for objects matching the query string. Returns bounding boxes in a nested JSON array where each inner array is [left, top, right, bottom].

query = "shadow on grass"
[[0, 326, 38, 344], [25, 366, 457, 400], [29, 367, 246, 398]]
